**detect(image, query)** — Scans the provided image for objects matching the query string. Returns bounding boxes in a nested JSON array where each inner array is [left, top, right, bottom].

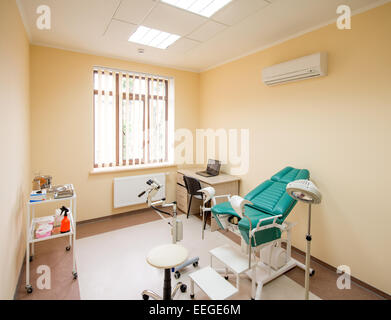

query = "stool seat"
[[147, 244, 188, 269]]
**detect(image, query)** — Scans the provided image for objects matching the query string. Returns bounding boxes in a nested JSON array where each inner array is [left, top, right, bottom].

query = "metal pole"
[[163, 268, 172, 300], [172, 203, 177, 244], [26, 204, 30, 288], [304, 204, 312, 300]]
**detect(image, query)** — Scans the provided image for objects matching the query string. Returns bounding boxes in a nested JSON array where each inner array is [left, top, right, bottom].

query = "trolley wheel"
[[224, 276, 229, 280], [29, 256, 33, 262], [310, 269, 315, 277], [143, 294, 150, 300], [26, 286, 33, 294], [174, 271, 181, 279], [180, 284, 187, 293], [193, 261, 199, 268], [190, 294, 195, 299], [73, 272, 78, 280], [66, 246, 71, 251]]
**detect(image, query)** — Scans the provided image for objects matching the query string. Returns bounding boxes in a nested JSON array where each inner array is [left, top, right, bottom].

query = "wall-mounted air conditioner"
[[262, 52, 328, 86]]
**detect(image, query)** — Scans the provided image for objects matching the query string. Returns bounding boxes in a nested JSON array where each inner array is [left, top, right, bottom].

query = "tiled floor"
[[15, 209, 385, 300]]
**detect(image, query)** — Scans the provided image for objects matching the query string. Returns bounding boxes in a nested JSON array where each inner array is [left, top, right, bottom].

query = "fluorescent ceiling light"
[[162, 0, 232, 18], [128, 26, 180, 49]]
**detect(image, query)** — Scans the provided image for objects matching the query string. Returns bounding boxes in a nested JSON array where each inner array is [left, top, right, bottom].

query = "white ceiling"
[[17, 0, 387, 72]]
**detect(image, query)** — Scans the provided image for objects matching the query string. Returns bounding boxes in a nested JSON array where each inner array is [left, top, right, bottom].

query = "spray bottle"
[[60, 206, 71, 233]]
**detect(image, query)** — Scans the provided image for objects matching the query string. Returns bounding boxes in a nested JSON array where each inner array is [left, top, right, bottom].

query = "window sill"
[[90, 163, 177, 175]]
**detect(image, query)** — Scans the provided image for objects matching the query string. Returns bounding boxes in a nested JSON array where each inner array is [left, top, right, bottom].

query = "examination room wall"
[[30, 46, 200, 221], [199, 3, 391, 295], [0, 0, 31, 299]]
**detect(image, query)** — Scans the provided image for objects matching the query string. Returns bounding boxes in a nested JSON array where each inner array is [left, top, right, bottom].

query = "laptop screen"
[[206, 159, 221, 175]]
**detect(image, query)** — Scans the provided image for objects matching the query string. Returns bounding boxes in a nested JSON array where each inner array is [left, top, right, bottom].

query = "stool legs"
[[142, 289, 161, 300], [142, 268, 187, 300], [171, 282, 183, 299]]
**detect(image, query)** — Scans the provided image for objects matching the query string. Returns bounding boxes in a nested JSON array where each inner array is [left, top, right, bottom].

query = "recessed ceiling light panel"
[[162, 0, 232, 18], [128, 26, 180, 49]]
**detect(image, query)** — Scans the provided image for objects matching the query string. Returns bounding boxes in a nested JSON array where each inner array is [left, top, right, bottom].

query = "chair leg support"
[[187, 195, 193, 219], [203, 211, 209, 230]]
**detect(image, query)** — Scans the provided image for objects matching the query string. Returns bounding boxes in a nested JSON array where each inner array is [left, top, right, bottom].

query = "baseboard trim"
[[76, 207, 152, 226], [290, 245, 391, 300]]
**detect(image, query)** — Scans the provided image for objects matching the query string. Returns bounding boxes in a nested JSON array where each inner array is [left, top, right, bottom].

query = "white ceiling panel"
[[18, 0, 120, 41], [188, 20, 227, 42], [114, 0, 156, 25], [143, 3, 207, 36], [16, 0, 386, 71], [167, 37, 201, 53], [104, 20, 137, 42], [212, 0, 270, 25]]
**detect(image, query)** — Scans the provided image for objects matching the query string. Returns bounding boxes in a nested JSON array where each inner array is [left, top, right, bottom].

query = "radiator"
[[113, 173, 166, 208]]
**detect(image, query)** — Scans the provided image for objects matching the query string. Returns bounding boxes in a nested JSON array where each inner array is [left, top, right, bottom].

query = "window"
[[93, 67, 173, 169]]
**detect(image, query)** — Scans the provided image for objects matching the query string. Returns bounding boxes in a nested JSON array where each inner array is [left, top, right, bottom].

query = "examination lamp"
[[286, 179, 322, 300]]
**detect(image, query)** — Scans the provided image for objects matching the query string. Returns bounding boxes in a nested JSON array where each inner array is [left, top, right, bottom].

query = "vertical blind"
[[94, 67, 170, 168]]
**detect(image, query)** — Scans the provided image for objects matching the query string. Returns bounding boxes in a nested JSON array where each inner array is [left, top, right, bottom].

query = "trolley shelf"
[[28, 212, 75, 244]]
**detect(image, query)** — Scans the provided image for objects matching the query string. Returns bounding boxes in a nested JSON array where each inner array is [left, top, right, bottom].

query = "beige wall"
[[200, 4, 391, 294], [30, 46, 200, 221], [0, 0, 30, 299]]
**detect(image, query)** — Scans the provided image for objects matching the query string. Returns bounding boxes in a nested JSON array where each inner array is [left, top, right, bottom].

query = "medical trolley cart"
[[25, 185, 77, 294]]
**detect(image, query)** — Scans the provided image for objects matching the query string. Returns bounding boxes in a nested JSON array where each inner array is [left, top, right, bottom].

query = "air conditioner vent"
[[262, 53, 327, 86]]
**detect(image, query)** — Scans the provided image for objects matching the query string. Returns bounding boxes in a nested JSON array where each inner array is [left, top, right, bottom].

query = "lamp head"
[[286, 179, 322, 204]]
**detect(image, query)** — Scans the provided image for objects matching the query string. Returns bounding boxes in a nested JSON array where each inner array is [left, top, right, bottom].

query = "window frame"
[[93, 70, 170, 169]]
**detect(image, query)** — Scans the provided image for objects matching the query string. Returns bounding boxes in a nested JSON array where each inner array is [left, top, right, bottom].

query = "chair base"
[[142, 282, 187, 300], [142, 268, 187, 300], [249, 257, 314, 300]]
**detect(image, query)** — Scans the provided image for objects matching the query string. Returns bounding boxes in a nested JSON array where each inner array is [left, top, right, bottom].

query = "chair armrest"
[[254, 214, 283, 231]]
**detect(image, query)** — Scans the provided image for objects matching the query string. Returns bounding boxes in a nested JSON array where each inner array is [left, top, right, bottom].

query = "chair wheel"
[[310, 269, 315, 277], [190, 294, 195, 299], [66, 246, 71, 251], [180, 284, 187, 293], [174, 271, 181, 279], [224, 276, 229, 280], [143, 294, 150, 300], [73, 272, 78, 280], [29, 256, 33, 262], [26, 286, 33, 294], [193, 261, 199, 268]]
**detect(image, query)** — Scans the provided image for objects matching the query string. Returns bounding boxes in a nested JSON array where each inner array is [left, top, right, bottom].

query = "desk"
[[177, 168, 240, 231]]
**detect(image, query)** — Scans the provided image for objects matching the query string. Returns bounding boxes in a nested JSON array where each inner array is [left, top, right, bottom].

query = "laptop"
[[197, 159, 221, 177]]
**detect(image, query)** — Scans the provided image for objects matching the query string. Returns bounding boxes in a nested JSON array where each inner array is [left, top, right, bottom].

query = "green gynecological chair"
[[207, 167, 315, 299]]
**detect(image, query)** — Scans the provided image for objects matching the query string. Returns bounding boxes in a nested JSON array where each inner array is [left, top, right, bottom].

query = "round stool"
[[142, 244, 189, 300]]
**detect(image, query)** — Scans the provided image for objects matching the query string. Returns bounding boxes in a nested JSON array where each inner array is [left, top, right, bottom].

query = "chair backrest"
[[183, 175, 202, 196]]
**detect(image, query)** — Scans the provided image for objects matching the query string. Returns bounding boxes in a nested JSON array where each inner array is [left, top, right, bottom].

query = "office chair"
[[183, 176, 203, 219]]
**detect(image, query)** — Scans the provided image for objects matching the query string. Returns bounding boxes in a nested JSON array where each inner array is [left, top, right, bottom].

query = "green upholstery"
[[211, 166, 310, 247]]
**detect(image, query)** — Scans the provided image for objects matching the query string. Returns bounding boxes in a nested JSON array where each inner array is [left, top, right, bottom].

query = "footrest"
[[210, 245, 255, 274], [189, 267, 238, 300]]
